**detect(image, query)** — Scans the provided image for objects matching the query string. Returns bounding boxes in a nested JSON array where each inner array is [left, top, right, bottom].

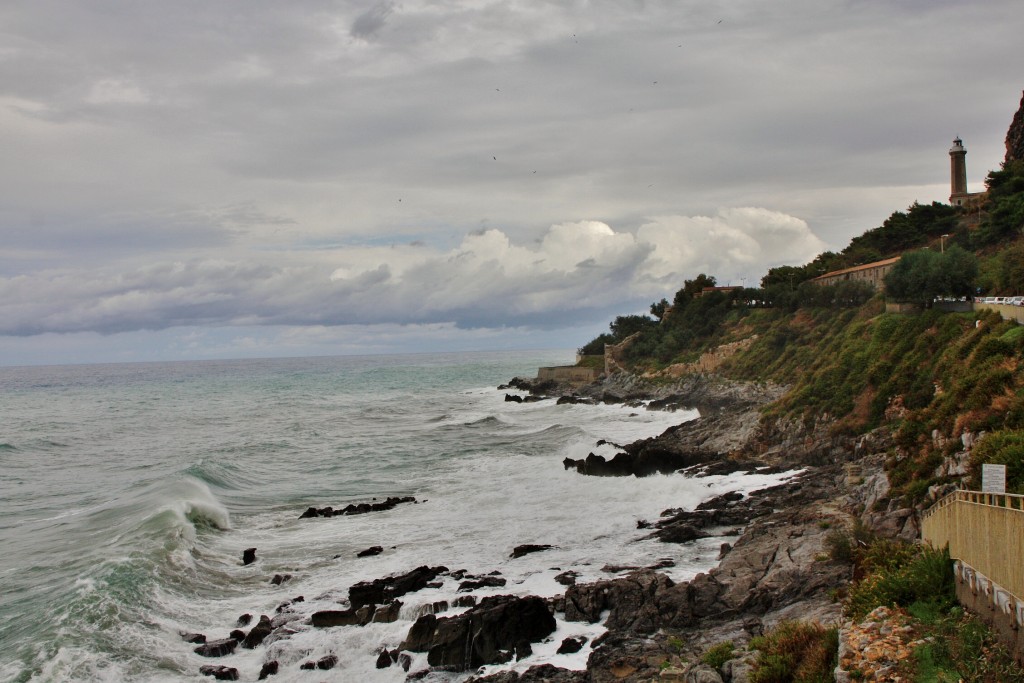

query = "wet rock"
[[398, 652, 413, 671], [241, 615, 272, 649], [299, 496, 418, 519], [376, 650, 392, 669], [372, 600, 403, 623], [357, 545, 384, 557], [180, 632, 206, 644], [554, 571, 578, 586], [312, 606, 373, 628], [556, 636, 587, 654], [199, 665, 239, 681], [458, 576, 506, 591], [242, 548, 257, 565], [236, 614, 252, 627], [316, 654, 338, 670], [228, 629, 245, 641], [194, 638, 237, 658], [504, 393, 524, 403], [453, 595, 477, 608], [257, 660, 279, 680], [510, 544, 553, 559], [269, 573, 291, 585], [468, 664, 588, 682], [349, 565, 447, 608], [401, 595, 556, 671]]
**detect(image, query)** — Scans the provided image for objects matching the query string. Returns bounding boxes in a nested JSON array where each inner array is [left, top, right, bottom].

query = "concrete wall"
[[976, 303, 1024, 324], [955, 562, 1024, 663]]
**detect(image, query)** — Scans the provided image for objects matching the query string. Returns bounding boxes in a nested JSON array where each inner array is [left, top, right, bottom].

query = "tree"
[[650, 298, 669, 320], [884, 246, 978, 305]]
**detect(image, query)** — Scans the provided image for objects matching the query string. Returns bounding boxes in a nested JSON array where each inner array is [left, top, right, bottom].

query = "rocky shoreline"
[[187, 373, 905, 682]]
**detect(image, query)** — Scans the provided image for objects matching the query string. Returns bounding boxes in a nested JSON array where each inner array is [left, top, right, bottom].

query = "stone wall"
[[536, 365, 600, 384], [653, 336, 758, 379]]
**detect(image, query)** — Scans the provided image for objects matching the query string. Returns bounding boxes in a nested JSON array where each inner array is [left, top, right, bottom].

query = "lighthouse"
[[949, 137, 968, 206]]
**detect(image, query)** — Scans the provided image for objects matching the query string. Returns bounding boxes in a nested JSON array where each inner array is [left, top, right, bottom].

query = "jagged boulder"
[[349, 565, 447, 608], [401, 595, 556, 671]]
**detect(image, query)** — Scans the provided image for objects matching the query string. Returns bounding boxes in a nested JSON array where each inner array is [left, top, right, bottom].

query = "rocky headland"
[[466, 373, 910, 682], [188, 372, 918, 682]]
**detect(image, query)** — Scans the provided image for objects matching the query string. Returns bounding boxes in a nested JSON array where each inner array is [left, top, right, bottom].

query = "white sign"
[[982, 463, 1007, 494]]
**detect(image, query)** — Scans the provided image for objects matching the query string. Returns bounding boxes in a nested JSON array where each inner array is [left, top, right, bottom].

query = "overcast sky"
[[1, 0, 1022, 366]]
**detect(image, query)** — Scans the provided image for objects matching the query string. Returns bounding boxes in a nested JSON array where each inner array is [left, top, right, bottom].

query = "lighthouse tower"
[[949, 137, 968, 206]]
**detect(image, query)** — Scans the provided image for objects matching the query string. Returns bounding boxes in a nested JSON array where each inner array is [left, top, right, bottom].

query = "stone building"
[[812, 256, 900, 291]]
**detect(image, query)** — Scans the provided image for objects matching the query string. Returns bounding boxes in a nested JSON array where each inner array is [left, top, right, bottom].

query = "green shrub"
[[750, 622, 838, 683], [967, 429, 1024, 493], [700, 641, 735, 670], [845, 543, 954, 620]]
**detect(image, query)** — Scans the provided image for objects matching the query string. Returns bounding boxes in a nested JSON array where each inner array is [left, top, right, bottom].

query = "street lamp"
[[940, 234, 950, 253]]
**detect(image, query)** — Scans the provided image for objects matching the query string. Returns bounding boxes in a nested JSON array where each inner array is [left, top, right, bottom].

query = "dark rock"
[[556, 636, 586, 654], [311, 606, 373, 627], [453, 595, 477, 608], [349, 565, 447, 608], [317, 654, 339, 670], [299, 661, 315, 670], [199, 665, 239, 681], [398, 652, 413, 672], [194, 638, 237, 658], [257, 660, 279, 680], [467, 664, 588, 682], [270, 573, 291, 585], [180, 632, 206, 644], [242, 548, 257, 565], [554, 571, 578, 586], [516, 640, 532, 660], [372, 600, 403, 623], [653, 522, 708, 544], [401, 595, 556, 671], [504, 393, 524, 403], [376, 650, 392, 669], [236, 613, 252, 627], [357, 545, 384, 557], [298, 496, 417, 519], [510, 544, 553, 559], [228, 629, 245, 642], [241, 615, 272, 649], [458, 576, 506, 591]]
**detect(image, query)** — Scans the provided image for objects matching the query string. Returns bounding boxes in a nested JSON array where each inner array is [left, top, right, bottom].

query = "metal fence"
[[921, 489, 1024, 600]]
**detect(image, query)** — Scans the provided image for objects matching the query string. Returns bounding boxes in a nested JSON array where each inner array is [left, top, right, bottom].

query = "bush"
[[700, 641, 735, 670], [967, 429, 1024, 493], [750, 621, 838, 683], [845, 542, 954, 620]]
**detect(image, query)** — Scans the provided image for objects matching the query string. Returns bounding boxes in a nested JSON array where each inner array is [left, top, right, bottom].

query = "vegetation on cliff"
[[580, 157, 1024, 502]]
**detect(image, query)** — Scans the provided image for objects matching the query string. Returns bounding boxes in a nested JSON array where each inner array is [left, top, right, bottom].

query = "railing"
[[921, 489, 1024, 600]]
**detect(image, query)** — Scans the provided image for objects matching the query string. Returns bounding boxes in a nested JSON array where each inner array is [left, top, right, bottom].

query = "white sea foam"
[[0, 353, 789, 682]]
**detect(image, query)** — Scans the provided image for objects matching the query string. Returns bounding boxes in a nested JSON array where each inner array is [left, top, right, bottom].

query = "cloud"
[[0, 208, 823, 336], [351, 2, 396, 39]]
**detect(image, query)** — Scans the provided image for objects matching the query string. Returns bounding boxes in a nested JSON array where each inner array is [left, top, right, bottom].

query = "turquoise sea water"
[[0, 351, 789, 682]]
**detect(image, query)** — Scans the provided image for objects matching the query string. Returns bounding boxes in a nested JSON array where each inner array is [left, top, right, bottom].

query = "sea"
[[0, 350, 794, 682]]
